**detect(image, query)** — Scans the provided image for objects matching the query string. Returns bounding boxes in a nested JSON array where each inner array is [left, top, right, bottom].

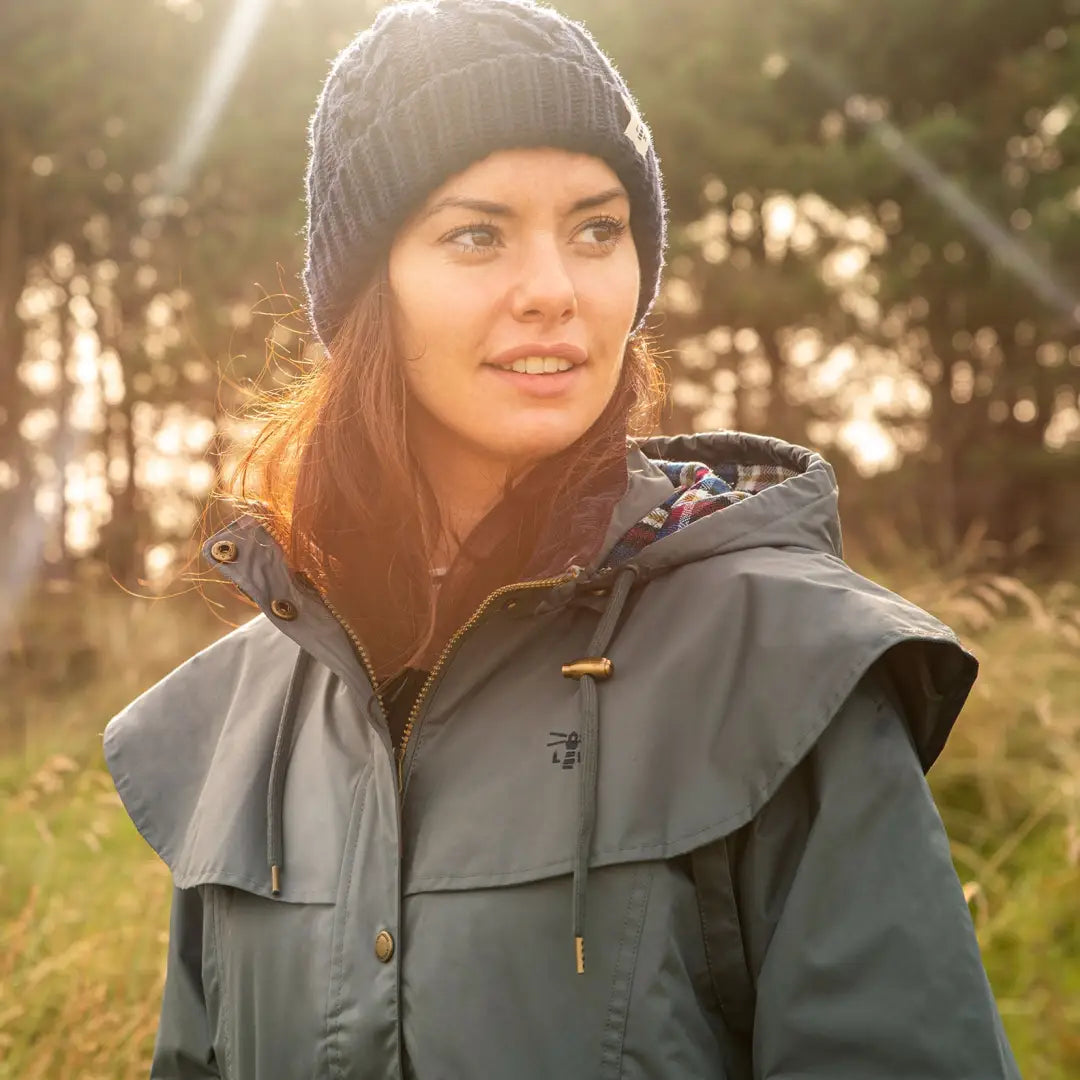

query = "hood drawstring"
[[265, 567, 638, 945], [268, 646, 313, 897], [561, 564, 639, 974]]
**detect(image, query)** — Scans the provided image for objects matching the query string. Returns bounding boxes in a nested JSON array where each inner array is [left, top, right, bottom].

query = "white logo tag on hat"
[[622, 93, 650, 159]]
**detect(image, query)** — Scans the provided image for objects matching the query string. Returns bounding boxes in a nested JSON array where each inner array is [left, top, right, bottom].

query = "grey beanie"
[[302, 0, 667, 347]]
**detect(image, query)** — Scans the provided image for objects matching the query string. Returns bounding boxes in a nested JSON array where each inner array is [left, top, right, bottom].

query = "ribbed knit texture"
[[303, 0, 667, 347]]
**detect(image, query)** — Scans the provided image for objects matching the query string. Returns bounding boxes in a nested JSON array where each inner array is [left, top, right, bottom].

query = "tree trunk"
[[0, 123, 29, 569], [103, 387, 140, 587]]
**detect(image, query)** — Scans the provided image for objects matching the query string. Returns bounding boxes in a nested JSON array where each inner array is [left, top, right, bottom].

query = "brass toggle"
[[561, 657, 614, 680]]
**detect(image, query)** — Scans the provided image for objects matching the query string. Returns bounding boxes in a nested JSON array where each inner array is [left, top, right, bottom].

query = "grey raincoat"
[[104, 431, 1020, 1079]]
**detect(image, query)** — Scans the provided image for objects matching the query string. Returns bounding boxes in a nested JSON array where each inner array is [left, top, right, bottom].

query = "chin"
[[482, 416, 592, 467]]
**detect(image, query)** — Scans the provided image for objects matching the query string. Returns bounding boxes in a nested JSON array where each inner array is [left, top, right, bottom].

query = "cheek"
[[389, 270, 434, 358], [390, 253, 489, 360], [585, 248, 639, 332]]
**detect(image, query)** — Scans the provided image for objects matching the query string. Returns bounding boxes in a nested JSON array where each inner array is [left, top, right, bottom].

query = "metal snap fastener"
[[210, 539, 238, 563], [270, 598, 298, 621], [374, 929, 395, 963]]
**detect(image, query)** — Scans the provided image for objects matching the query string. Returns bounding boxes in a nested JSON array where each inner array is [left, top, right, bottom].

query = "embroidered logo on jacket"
[[548, 731, 581, 769]]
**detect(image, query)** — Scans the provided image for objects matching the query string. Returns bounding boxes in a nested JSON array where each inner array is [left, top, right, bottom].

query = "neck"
[[409, 426, 520, 569]]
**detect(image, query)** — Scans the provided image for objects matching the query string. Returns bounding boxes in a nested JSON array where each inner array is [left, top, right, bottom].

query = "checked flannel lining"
[[603, 459, 798, 569]]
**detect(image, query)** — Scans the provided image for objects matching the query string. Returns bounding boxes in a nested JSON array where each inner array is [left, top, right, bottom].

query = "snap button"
[[270, 598, 298, 621], [210, 539, 238, 563], [374, 929, 395, 963]]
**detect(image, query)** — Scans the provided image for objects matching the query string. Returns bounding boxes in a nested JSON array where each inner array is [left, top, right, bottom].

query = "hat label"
[[622, 93, 650, 159]]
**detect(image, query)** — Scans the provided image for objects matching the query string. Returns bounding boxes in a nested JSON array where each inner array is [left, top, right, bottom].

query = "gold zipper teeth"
[[396, 571, 575, 791], [320, 592, 385, 714]]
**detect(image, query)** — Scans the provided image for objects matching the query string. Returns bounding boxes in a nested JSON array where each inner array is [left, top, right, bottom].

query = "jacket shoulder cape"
[[103, 543, 976, 898]]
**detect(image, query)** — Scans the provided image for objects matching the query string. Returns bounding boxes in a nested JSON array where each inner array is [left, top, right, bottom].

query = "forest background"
[[2, 0, 1079, 1076]]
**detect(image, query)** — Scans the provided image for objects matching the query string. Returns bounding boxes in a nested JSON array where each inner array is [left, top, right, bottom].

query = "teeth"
[[503, 355, 575, 374]]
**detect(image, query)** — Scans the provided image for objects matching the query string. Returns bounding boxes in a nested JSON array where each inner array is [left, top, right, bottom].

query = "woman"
[[104, 1, 1021, 1077]]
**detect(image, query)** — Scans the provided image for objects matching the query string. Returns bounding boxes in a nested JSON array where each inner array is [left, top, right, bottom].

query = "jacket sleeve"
[[735, 669, 1021, 1079], [152, 886, 221, 1079]]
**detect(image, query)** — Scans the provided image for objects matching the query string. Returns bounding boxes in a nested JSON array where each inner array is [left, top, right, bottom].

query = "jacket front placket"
[[206, 524, 409, 1080]]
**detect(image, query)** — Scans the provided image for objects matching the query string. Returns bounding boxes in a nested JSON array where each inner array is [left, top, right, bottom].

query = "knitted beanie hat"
[[303, 0, 666, 348]]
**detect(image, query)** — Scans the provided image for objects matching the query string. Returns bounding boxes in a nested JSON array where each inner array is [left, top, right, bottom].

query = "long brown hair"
[[226, 264, 664, 679]]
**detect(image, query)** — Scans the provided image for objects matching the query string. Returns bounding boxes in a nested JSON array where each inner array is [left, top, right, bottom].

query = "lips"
[[484, 362, 582, 398]]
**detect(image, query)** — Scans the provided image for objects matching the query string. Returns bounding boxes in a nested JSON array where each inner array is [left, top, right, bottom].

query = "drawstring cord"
[[563, 564, 638, 974], [268, 646, 313, 896], [264, 566, 638, 970]]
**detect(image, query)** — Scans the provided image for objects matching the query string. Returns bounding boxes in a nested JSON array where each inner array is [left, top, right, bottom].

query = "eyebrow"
[[419, 186, 629, 223]]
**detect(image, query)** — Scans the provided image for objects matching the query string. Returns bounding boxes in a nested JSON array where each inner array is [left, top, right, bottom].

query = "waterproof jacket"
[[104, 431, 1021, 1079]]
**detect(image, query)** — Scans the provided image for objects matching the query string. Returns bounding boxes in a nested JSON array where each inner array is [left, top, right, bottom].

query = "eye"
[[442, 220, 502, 256], [575, 215, 627, 251]]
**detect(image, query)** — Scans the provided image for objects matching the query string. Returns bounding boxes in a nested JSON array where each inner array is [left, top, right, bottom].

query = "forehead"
[[422, 147, 626, 208]]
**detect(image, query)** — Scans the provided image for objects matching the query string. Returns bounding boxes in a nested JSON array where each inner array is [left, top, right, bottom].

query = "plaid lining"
[[603, 459, 798, 569]]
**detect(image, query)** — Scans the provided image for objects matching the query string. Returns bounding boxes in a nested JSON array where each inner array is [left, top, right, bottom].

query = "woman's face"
[[387, 147, 639, 478]]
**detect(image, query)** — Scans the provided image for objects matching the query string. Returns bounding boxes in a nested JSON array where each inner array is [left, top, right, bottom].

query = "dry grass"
[[0, 582, 246, 1080], [1, 567, 1078, 1078], [865, 561, 1080, 1077], [1, 758, 171, 1079]]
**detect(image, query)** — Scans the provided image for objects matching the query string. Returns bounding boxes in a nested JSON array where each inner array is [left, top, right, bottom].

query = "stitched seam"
[[175, 866, 336, 901], [210, 887, 236, 1080], [324, 765, 372, 1080], [600, 864, 653, 1078], [692, 863, 722, 1015]]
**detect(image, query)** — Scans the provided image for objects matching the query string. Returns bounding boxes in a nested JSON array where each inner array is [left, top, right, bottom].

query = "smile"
[[492, 355, 577, 374]]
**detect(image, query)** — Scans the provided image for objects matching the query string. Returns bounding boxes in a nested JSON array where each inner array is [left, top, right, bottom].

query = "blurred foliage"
[[0, 0, 1078, 592]]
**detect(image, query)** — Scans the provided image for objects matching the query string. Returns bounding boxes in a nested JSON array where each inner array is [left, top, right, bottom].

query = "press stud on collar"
[[210, 539, 238, 563], [270, 598, 298, 621]]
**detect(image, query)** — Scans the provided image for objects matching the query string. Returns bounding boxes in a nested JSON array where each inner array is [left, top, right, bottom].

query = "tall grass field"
[[2, 566, 1078, 1078]]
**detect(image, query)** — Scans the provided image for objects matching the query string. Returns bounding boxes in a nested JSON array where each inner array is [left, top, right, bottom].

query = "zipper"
[[395, 569, 578, 792], [320, 591, 386, 716]]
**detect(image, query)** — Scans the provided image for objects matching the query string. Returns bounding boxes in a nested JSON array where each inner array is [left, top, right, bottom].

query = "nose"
[[510, 234, 577, 325]]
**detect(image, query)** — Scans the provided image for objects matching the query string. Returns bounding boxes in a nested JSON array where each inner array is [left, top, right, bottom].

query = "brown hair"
[[226, 264, 664, 681]]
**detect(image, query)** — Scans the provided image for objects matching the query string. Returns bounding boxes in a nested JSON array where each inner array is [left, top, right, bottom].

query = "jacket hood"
[[598, 431, 842, 574]]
